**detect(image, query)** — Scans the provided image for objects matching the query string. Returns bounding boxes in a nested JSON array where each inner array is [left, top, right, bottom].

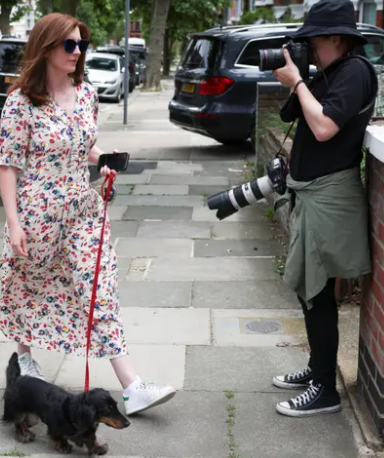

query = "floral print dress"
[[0, 83, 127, 358]]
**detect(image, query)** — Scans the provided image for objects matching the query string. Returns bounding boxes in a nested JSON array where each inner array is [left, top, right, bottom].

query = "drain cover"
[[245, 320, 282, 334]]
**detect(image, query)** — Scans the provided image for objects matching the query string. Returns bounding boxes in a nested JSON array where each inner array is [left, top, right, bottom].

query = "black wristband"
[[293, 79, 305, 93]]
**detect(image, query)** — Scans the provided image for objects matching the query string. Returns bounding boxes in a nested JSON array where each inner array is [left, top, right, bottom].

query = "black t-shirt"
[[280, 56, 376, 181]]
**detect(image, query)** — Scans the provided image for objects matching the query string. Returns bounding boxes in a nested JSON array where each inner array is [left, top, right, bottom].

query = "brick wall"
[[358, 153, 384, 432]]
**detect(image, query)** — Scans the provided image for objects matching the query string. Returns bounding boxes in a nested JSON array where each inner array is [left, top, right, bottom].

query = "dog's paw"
[[54, 441, 73, 454], [15, 428, 35, 444], [26, 413, 40, 428], [90, 443, 109, 456]]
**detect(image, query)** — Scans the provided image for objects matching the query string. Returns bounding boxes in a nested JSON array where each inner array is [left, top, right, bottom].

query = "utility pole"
[[123, 0, 130, 125]]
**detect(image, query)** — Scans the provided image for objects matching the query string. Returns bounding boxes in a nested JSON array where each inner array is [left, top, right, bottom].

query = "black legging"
[[298, 278, 339, 390]]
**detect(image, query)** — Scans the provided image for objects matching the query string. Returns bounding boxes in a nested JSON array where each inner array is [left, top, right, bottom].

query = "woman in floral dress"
[[0, 13, 175, 416]]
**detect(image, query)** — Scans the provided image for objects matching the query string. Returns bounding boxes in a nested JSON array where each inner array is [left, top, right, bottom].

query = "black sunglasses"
[[63, 39, 89, 54]]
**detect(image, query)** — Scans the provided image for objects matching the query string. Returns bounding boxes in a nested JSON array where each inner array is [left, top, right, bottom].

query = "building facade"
[[223, 0, 384, 27]]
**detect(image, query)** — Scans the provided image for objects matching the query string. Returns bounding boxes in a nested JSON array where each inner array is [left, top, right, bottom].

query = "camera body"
[[259, 40, 310, 79], [207, 156, 288, 221]]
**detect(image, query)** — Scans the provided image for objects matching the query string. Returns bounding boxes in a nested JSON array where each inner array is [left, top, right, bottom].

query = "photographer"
[[271, 0, 376, 417]]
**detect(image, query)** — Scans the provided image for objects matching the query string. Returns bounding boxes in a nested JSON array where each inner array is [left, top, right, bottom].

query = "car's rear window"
[[180, 38, 217, 69], [0, 42, 24, 73], [236, 37, 285, 67], [361, 34, 384, 65]]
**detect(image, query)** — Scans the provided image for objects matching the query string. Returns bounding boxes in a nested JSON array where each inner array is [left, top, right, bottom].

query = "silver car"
[[85, 52, 125, 103]]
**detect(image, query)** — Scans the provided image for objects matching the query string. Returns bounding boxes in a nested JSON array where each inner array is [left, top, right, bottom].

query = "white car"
[[85, 52, 125, 103]]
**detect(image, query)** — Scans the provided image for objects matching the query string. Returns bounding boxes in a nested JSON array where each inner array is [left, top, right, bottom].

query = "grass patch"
[[223, 390, 249, 458], [265, 207, 274, 220], [242, 159, 257, 182], [274, 256, 286, 277], [129, 185, 136, 195], [2, 452, 28, 457]]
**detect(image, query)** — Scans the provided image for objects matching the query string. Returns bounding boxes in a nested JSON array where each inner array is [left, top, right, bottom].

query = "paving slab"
[[55, 344, 186, 391], [212, 309, 306, 347], [149, 174, 229, 186], [107, 206, 127, 221], [118, 281, 192, 308], [120, 307, 211, 345], [194, 160, 247, 178], [188, 185, 228, 196], [114, 195, 203, 207], [116, 257, 132, 281], [184, 346, 308, 392], [192, 280, 299, 309], [145, 257, 279, 281], [132, 185, 189, 196], [142, 161, 203, 175], [137, 220, 211, 239], [192, 205, 266, 222], [114, 174, 149, 185], [123, 205, 193, 221], [211, 220, 271, 240], [194, 239, 283, 257], [115, 237, 193, 258], [233, 392, 358, 458], [110, 221, 139, 240], [0, 343, 65, 388]]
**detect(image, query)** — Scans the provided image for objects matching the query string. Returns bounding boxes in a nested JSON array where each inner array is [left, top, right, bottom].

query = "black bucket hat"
[[287, 0, 367, 46]]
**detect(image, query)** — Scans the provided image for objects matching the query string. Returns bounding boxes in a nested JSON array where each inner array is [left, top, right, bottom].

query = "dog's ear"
[[75, 394, 97, 429]]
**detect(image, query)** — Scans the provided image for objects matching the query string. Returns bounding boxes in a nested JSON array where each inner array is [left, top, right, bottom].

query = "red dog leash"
[[84, 171, 116, 392]]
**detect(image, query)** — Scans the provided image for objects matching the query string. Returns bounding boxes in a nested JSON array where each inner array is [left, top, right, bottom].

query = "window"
[[236, 37, 285, 67], [86, 57, 117, 72], [180, 38, 216, 69], [359, 34, 384, 65], [0, 43, 24, 73]]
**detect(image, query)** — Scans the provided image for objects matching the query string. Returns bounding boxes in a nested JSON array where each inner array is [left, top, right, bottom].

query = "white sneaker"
[[18, 353, 45, 428], [18, 353, 45, 380], [123, 378, 176, 415]]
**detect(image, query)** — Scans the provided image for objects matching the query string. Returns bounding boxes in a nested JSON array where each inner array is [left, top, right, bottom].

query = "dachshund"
[[3, 352, 130, 455]]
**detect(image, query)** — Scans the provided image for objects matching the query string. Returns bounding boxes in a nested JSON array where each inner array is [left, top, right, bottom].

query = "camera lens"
[[259, 48, 287, 71]]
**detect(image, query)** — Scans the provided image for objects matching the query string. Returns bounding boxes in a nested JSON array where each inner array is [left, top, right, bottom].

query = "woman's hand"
[[273, 48, 302, 89], [9, 222, 28, 258], [99, 149, 119, 177]]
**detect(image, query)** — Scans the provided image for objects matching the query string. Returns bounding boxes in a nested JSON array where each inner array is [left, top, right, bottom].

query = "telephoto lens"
[[207, 157, 288, 221], [207, 176, 274, 220], [259, 48, 287, 72]]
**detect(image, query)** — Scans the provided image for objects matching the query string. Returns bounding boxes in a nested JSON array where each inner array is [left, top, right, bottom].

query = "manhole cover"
[[245, 320, 282, 334]]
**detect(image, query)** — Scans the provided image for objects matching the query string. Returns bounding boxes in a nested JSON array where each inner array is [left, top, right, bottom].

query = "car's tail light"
[[199, 77, 235, 96], [129, 64, 134, 72]]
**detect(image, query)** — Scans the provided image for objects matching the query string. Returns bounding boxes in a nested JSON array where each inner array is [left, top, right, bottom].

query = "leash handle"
[[84, 171, 116, 392]]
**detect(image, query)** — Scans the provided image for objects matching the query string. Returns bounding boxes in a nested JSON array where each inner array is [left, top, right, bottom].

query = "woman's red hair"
[[10, 13, 90, 106]]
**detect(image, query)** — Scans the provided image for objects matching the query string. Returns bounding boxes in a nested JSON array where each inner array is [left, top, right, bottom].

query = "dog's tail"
[[6, 352, 21, 386]]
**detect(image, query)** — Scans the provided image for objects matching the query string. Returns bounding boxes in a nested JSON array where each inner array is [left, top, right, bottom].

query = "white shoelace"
[[287, 367, 311, 382], [291, 383, 320, 408]]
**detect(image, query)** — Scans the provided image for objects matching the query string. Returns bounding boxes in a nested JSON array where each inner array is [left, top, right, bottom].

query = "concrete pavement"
[[0, 83, 367, 457]]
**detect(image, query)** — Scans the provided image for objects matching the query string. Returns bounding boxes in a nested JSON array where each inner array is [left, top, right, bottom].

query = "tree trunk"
[[60, 0, 81, 16], [144, 0, 172, 90], [0, 5, 12, 36]]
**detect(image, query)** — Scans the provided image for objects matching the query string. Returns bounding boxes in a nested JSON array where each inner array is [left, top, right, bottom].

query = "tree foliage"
[[240, 7, 277, 25]]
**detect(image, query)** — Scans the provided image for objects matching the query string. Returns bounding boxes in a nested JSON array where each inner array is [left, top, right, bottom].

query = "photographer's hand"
[[273, 49, 302, 89]]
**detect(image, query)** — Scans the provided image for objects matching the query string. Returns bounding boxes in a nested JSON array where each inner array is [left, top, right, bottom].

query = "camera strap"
[[276, 119, 297, 162]]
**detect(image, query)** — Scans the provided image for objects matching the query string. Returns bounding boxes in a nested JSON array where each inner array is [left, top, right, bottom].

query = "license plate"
[[4, 76, 17, 84], [181, 83, 195, 94]]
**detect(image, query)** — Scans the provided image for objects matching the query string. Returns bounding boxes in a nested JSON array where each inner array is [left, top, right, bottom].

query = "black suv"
[[0, 37, 26, 111], [169, 23, 384, 145]]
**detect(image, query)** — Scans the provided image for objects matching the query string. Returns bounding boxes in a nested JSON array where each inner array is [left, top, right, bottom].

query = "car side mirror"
[[121, 67, 125, 73]]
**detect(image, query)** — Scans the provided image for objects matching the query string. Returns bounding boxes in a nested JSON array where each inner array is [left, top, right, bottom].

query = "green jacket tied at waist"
[[275, 167, 371, 307]]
